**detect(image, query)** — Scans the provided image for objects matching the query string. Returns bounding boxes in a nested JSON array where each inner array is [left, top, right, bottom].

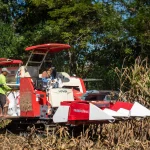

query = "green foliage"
[[28, 1, 122, 78], [0, 21, 25, 59], [0, 119, 11, 128]]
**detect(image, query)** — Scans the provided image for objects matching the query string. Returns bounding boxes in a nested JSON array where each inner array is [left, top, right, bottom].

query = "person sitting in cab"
[[42, 67, 52, 79], [42, 67, 58, 88]]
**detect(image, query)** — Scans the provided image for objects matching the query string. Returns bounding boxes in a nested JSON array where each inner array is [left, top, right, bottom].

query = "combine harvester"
[[1, 44, 150, 131]]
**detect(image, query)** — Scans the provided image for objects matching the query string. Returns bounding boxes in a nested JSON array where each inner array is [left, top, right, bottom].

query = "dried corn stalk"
[[115, 57, 150, 106]]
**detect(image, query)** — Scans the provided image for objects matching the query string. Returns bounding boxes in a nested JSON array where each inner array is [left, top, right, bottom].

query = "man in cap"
[[0, 68, 12, 117]]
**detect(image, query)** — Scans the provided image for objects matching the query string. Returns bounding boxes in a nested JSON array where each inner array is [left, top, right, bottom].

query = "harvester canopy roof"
[[25, 43, 71, 53], [0, 58, 23, 65]]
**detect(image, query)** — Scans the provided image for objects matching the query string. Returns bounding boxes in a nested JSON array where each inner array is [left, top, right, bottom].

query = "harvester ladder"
[[25, 50, 49, 70]]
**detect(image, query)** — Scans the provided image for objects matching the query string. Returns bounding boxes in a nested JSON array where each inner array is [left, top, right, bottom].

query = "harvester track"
[[0, 118, 91, 138]]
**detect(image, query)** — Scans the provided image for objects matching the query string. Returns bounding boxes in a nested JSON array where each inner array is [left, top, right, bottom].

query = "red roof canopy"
[[0, 58, 23, 65], [25, 43, 71, 53]]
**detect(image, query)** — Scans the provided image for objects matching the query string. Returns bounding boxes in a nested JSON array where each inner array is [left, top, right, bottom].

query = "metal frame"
[[25, 50, 49, 70]]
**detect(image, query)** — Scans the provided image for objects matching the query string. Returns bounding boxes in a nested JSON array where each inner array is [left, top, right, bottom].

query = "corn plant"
[[115, 57, 150, 105]]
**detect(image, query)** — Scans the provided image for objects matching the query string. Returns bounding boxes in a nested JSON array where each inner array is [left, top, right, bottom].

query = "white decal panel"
[[48, 88, 74, 107]]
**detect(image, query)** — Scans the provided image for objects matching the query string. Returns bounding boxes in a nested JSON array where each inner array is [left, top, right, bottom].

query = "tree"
[[18, 1, 122, 76], [1, 0, 150, 90], [0, 0, 25, 59]]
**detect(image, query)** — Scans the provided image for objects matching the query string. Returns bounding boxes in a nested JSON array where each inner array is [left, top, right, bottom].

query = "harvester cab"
[[19, 43, 86, 119]]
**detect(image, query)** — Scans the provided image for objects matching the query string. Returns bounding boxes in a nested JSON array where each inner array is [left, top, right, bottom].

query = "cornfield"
[[115, 57, 150, 106]]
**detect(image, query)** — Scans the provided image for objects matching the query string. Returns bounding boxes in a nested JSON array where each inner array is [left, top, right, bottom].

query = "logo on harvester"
[[73, 109, 89, 113], [58, 90, 67, 93]]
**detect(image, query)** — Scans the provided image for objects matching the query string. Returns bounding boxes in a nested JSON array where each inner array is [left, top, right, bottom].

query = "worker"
[[42, 67, 53, 78], [42, 67, 59, 88], [0, 68, 12, 117]]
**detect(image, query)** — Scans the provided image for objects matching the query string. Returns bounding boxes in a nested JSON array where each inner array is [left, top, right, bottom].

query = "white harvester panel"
[[49, 88, 74, 107], [8, 91, 20, 116], [89, 103, 115, 121]]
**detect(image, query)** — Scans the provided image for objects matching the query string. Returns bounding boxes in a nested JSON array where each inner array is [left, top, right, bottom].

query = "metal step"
[[28, 61, 42, 64], [25, 50, 49, 69]]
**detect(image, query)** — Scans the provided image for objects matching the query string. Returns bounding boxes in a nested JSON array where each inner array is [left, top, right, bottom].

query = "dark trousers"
[[0, 93, 6, 109]]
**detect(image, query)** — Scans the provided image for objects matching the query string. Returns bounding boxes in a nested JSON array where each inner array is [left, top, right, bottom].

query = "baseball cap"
[[1, 68, 10, 74]]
